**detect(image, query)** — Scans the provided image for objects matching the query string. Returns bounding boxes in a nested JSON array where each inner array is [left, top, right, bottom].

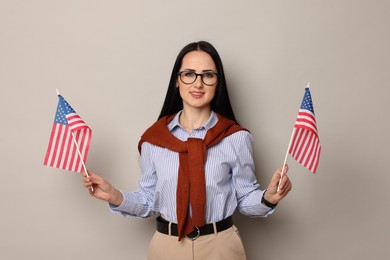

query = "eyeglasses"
[[177, 71, 219, 86]]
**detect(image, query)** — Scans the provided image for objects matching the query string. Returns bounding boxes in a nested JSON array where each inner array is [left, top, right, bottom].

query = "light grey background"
[[1, 1, 389, 259]]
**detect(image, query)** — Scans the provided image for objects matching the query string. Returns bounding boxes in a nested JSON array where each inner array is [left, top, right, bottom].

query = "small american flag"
[[289, 88, 321, 173], [44, 94, 92, 173]]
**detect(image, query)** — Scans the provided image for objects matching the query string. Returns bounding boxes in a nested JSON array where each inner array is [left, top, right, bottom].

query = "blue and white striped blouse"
[[111, 111, 274, 223]]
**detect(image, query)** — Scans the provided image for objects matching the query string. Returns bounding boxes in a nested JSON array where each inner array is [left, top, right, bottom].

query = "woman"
[[83, 41, 292, 260]]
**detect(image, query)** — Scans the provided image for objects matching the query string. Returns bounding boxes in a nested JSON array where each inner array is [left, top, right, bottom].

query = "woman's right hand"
[[82, 170, 123, 206]]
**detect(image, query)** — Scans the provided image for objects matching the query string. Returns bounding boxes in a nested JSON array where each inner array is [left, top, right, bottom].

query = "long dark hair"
[[158, 41, 238, 124]]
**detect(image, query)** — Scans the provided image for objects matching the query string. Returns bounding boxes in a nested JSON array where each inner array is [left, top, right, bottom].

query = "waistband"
[[156, 216, 233, 240]]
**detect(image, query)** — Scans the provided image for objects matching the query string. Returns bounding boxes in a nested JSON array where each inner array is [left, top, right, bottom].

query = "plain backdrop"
[[1, 1, 389, 259]]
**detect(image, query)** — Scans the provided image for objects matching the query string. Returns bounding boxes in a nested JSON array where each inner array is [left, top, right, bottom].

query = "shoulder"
[[224, 130, 253, 145], [139, 141, 156, 156], [216, 130, 254, 155], [138, 113, 178, 153]]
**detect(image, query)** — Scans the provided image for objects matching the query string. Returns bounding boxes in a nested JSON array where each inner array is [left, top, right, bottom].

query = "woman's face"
[[177, 50, 218, 111]]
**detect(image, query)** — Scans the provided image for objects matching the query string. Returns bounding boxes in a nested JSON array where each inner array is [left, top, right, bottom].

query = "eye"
[[183, 71, 195, 77], [203, 72, 215, 78]]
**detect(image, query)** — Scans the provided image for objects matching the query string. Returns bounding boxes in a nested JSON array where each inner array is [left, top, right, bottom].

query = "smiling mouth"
[[190, 92, 204, 98]]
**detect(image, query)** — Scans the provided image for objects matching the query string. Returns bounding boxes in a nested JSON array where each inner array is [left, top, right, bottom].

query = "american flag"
[[44, 94, 92, 173], [289, 88, 321, 173]]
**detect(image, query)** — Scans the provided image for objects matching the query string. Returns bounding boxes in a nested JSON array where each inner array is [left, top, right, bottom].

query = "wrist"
[[262, 190, 278, 208], [109, 188, 123, 206]]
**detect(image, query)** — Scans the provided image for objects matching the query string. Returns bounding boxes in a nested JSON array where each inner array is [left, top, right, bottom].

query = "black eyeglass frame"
[[177, 71, 219, 86]]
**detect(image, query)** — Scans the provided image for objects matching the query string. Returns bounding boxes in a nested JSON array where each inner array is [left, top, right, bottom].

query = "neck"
[[179, 108, 212, 132]]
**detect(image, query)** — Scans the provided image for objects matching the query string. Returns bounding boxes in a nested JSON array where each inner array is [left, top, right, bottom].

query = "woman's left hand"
[[263, 165, 292, 205]]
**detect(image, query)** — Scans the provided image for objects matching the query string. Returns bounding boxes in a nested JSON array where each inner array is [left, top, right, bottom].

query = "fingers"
[[275, 164, 291, 195], [81, 170, 100, 191], [273, 164, 288, 178], [277, 174, 292, 195], [279, 164, 288, 176], [82, 170, 102, 184], [270, 164, 288, 187], [265, 165, 292, 204], [83, 176, 94, 189]]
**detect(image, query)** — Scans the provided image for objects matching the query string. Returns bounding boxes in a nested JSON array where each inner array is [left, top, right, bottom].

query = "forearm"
[[108, 187, 124, 206]]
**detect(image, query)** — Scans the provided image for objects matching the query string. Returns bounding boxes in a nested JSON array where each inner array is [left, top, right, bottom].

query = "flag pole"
[[71, 133, 94, 192], [277, 128, 295, 192], [57, 89, 93, 192], [71, 133, 89, 176], [277, 82, 310, 192]]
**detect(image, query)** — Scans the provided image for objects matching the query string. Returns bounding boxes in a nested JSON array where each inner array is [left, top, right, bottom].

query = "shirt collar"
[[168, 111, 218, 132]]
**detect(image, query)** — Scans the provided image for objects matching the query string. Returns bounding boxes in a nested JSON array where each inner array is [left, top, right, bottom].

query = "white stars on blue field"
[[300, 88, 315, 114], [54, 95, 76, 125]]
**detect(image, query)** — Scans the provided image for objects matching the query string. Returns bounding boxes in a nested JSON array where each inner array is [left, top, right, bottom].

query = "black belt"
[[156, 216, 233, 240]]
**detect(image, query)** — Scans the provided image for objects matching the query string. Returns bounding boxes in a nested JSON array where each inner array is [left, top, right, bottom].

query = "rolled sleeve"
[[109, 190, 156, 218], [237, 189, 275, 217]]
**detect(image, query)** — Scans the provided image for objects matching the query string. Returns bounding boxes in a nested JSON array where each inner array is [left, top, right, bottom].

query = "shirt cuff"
[[108, 190, 142, 216], [108, 190, 154, 218], [238, 189, 276, 217]]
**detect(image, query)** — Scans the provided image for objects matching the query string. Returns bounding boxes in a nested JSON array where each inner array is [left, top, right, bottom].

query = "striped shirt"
[[111, 111, 274, 223]]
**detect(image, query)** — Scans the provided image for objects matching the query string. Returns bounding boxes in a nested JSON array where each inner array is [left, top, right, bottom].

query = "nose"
[[193, 74, 204, 88]]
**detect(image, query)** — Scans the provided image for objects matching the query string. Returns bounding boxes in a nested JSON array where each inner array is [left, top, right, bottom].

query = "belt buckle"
[[185, 226, 200, 241]]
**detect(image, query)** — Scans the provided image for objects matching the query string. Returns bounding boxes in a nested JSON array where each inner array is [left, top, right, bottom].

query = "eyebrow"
[[180, 69, 216, 73]]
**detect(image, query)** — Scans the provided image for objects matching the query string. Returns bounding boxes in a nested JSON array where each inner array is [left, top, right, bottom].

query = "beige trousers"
[[147, 225, 247, 260]]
